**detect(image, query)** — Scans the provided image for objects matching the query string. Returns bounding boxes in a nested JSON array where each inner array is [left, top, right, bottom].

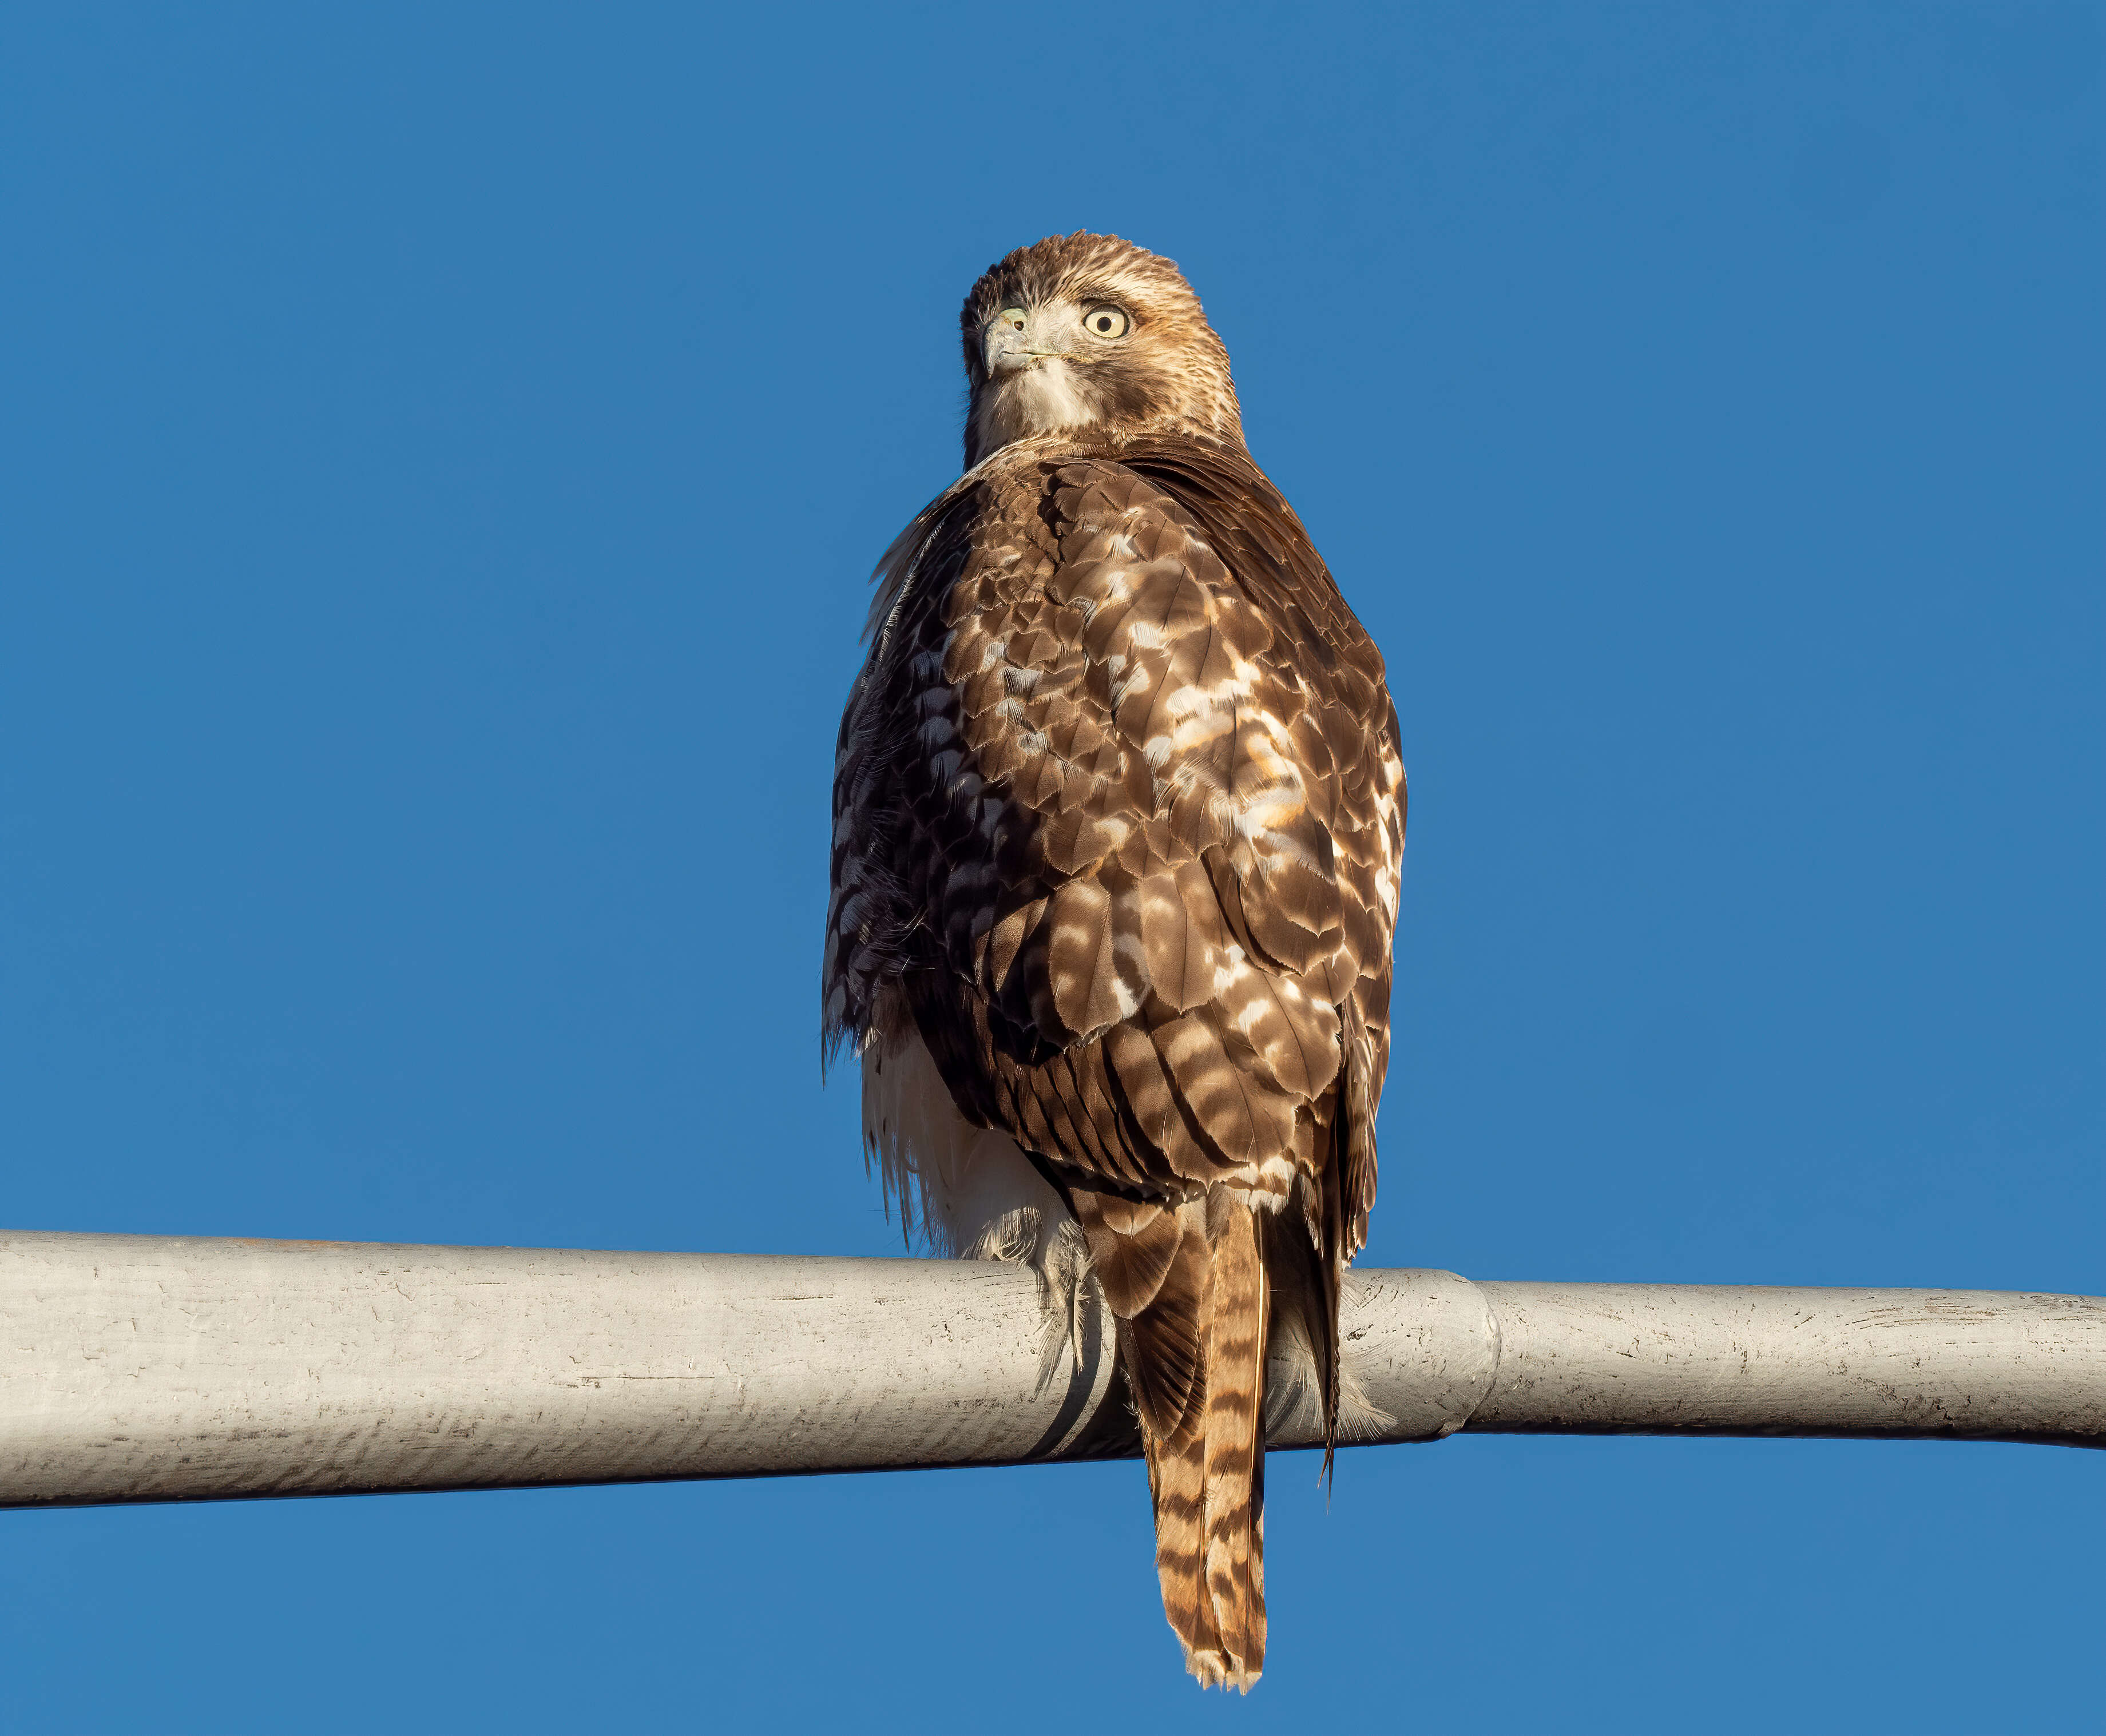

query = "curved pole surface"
[[2, 1230, 2099, 1509]]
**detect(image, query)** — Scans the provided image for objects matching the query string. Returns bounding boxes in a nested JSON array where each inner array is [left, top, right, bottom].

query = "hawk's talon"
[[961, 1205, 1040, 1264], [962, 1208, 1094, 1389], [1033, 1218, 1094, 1391]]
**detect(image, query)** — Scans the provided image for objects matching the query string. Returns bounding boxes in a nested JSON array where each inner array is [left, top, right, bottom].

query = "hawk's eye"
[[1082, 305, 1130, 339]]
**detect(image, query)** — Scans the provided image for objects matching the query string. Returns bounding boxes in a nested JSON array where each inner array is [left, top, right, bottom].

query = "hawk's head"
[[960, 233, 1244, 469]]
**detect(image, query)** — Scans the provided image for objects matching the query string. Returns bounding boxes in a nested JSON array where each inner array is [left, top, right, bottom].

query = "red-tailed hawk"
[[823, 233, 1403, 1690]]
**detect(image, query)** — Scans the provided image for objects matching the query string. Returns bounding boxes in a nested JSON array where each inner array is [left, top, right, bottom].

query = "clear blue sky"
[[2, 6, 2100, 1731]]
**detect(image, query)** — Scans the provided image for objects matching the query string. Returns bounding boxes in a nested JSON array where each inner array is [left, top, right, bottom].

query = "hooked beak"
[[983, 309, 1073, 378]]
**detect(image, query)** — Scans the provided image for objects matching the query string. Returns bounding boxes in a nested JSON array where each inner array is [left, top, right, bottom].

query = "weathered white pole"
[[2, 1230, 2099, 1509]]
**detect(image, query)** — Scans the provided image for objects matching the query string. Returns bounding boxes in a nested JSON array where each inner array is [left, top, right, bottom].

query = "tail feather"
[[1080, 1189, 1273, 1692], [1197, 1197, 1267, 1689], [1142, 1410, 1221, 1679]]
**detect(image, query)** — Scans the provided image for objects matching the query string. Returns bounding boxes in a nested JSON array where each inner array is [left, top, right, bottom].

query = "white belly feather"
[[860, 1019, 1069, 1259]]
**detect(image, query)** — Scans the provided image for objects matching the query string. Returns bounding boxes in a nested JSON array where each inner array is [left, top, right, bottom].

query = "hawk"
[[823, 233, 1404, 1690]]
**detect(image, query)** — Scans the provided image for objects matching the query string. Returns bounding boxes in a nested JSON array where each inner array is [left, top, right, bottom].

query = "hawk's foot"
[[960, 1205, 1040, 1264], [1036, 1217, 1093, 1384], [961, 1207, 1094, 1390]]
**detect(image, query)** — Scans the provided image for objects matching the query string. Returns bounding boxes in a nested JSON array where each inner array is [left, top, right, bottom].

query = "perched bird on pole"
[[823, 233, 1405, 1690]]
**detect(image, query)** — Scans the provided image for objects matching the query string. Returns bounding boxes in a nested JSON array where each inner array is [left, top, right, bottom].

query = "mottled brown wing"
[[825, 435, 1401, 1245], [822, 470, 994, 1062], [1112, 438, 1403, 1156]]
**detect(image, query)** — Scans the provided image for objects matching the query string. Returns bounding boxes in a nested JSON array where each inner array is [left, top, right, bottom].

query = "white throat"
[[970, 358, 1093, 460]]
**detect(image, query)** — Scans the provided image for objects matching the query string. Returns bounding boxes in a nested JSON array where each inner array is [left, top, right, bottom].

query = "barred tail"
[[1143, 1406, 1220, 1679], [1199, 1195, 1268, 1687], [1141, 1197, 1268, 1691], [1077, 1188, 1272, 1691]]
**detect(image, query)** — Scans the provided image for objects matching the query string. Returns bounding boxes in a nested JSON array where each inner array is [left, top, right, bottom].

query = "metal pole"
[[2, 1230, 2098, 1509]]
